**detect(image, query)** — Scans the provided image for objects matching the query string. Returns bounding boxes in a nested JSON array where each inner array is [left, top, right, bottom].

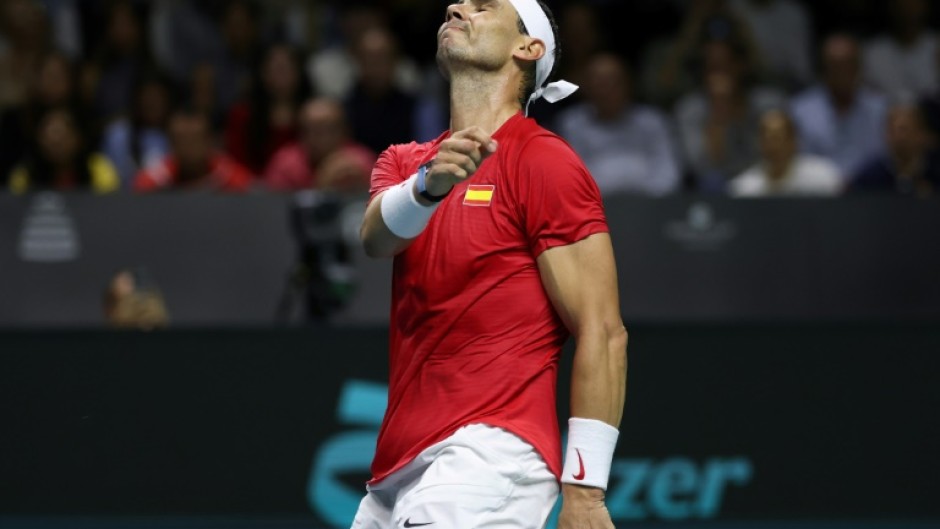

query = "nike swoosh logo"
[[572, 448, 586, 480], [404, 519, 434, 528]]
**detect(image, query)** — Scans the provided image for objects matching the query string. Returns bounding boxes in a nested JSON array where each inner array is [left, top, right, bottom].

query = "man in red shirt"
[[264, 98, 375, 193], [134, 109, 252, 192], [357, 1, 627, 528]]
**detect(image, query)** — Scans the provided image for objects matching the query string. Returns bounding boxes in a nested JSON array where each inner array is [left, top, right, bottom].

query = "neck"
[[448, 69, 524, 134], [766, 157, 792, 180], [894, 150, 923, 174], [829, 90, 855, 113]]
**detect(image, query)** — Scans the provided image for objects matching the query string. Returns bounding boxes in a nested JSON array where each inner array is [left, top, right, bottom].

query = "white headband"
[[506, 0, 579, 114]]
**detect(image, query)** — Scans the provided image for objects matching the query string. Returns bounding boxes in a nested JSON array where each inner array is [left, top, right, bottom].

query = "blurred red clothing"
[[133, 154, 252, 192], [224, 102, 297, 173], [264, 142, 376, 192]]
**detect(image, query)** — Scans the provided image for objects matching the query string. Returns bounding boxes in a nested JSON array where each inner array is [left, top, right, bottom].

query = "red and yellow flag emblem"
[[463, 185, 495, 207]]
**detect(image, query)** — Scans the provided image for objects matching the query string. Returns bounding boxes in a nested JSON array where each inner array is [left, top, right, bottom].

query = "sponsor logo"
[[664, 202, 736, 251], [572, 448, 586, 480], [309, 381, 753, 527], [403, 519, 434, 528], [18, 193, 81, 262]]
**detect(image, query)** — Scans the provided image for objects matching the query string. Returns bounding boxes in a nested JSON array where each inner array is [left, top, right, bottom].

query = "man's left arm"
[[537, 232, 627, 529]]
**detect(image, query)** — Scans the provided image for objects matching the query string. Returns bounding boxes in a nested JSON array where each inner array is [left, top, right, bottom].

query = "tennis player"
[[356, 0, 627, 527]]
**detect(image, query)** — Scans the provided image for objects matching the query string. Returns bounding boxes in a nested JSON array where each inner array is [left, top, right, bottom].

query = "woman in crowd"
[[224, 43, 311, 174], [9, 107, 119, 193], [0, 51, 81, 185]]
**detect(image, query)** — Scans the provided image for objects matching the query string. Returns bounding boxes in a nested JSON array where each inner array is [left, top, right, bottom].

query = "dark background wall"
[[2, 325, 938, 527], [2, 194, 938, 327]]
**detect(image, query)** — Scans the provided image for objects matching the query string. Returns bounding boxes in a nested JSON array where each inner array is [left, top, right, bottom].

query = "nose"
[[445, 3, 467, 23]]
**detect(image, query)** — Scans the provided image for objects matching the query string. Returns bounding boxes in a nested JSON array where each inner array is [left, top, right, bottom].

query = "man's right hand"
[[425, 126, 498, 197]]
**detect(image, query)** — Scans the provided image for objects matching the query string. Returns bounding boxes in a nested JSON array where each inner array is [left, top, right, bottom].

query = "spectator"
[[864, 0, 938, 99], [103, 268, 169, 330], [791, 34, 887, 178], [529, 2, 606, 126], [0, 0, 49, 110], [730, 109, 842, 197], [851, 103, 940, 197], [224, 43, 310, 174], [149, 0, 225, 85], [675, 39, 785, 192], [85, 1, 153, 122], [135, 108, 251, 193], [556, 53, 680, 196], [35, 0, 83, 60], [640, 0, 762, 108], [0, 51, 80, 185], [101, 72, 173, 185], [8, 107, 119, 194], [306, 5, 420, 101], [345, 28, 417, 155], [265, 98, 375, 193], [215, 0, 262, 112], [729, 0, 813, 90], [187, 63, 224, 129]]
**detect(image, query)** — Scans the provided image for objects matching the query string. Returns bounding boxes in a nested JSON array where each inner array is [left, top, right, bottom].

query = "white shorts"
[[351, 423, 559, 529]]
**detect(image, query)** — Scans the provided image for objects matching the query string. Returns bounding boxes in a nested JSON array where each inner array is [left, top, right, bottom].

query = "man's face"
[[38, 111, 80, 166], [758, 111, 797, 163], [584, 55, 630, 115], [887, 107, 927, 157], [300, 101, 346, 162], [822, 37, 860, 97], [170, 115, 212, 168], [436, 0, 527, 77]]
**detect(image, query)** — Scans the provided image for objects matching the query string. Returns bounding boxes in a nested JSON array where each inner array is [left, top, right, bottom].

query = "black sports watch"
[[416, 162, 451, 202]]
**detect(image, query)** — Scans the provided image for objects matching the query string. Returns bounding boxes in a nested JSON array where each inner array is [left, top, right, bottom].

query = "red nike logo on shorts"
[[572, 448, 586, 480]]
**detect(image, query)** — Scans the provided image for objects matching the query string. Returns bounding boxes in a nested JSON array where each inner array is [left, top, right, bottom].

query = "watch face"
[[417, 162, 448, 202]]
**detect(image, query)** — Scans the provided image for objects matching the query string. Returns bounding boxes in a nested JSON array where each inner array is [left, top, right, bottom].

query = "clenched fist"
[[425, 126, 498, 197]]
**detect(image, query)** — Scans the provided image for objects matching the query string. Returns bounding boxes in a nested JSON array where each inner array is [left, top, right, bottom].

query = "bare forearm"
[[360, 193, 412, 258], [569, 324, 628, 428]]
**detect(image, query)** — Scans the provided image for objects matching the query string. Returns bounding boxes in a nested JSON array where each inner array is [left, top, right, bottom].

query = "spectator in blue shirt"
[[791, 33, 887, 179], [851, 102, 940, 197], [101, 72, 173, 185], [556, 53, 680, 196]]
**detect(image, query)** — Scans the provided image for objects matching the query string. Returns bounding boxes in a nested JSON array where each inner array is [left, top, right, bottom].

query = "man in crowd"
[[265, 98, 375, 193]]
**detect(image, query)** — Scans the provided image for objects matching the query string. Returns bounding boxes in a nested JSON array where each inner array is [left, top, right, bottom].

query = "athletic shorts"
[[351, 423, 559, 529]]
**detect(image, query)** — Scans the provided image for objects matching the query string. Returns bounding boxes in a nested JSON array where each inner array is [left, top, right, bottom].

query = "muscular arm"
[[538, 232, 627, 429], [538, 232, 627, 528]]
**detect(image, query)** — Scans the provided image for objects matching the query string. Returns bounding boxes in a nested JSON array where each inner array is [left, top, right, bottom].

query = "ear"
[[512, 36, 546, 63]]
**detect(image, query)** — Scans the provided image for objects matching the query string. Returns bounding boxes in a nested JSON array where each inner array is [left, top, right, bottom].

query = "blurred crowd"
[[2, 0, 940, 198]]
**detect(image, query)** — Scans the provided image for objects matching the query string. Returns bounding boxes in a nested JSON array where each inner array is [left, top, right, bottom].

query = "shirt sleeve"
[[369, 145, 406, 202], [516, 135, 609, 257]]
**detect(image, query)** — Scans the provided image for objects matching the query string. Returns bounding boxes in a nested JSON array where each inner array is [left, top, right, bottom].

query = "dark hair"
[[129, 70, 175, 166], [24, 107, 94, 189], [516, 0, 562, 108], [245, 42, 312, 171]]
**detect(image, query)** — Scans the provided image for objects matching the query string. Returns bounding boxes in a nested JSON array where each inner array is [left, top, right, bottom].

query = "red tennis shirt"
[[368, 112, 608, 484]]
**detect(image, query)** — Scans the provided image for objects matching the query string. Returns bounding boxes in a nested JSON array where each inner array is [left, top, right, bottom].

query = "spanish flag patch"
[[463, 185, 495, 207]]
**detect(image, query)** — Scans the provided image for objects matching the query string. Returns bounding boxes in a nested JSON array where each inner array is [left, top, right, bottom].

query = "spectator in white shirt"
[[730, 109, 843, 197], [864, 0, 938, 99], [674, 39, 784, 193], [556, 53, 681, 196]]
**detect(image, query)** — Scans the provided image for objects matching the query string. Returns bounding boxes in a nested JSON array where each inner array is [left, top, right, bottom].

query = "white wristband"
[[561, 417, 619, 490], [380, 173, 440, 239]]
